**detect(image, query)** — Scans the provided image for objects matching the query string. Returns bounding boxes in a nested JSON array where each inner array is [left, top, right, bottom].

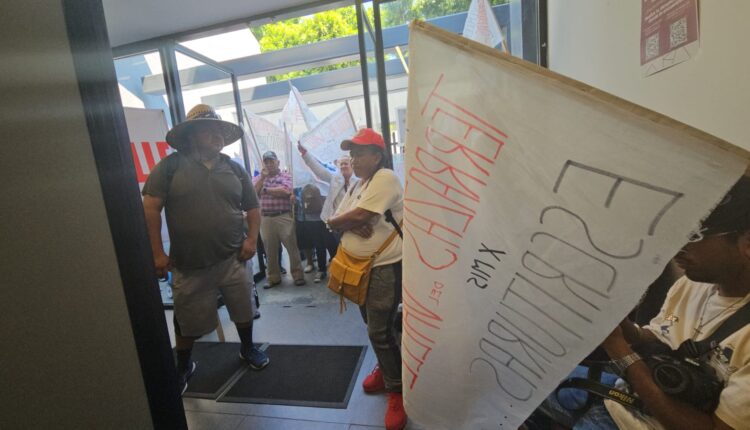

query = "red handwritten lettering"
[[401, 284, 444, 390], [406, 73, 507, 271]]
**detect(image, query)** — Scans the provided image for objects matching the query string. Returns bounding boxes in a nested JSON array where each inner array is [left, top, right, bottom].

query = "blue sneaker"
[[240, 347, 270, 370]]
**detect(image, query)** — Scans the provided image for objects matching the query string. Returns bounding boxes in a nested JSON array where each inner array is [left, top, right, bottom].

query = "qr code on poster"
[[670, 17, 688, 48], [645, 34, 660, 60]]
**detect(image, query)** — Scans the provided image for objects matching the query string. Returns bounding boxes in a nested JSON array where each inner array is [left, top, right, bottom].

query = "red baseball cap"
[[341, 128, 385, 151]]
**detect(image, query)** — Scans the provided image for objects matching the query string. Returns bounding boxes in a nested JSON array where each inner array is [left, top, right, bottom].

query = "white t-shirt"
[[605, 277, 750, 430], [335, 168, 403, 267]]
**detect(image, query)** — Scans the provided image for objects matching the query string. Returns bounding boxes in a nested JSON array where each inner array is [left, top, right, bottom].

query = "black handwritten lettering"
[[470, 355, 535, 402], [488, 319, 551, 376], [497, 303, 567, 357], [465, 244, 505, 290], [501, 278, 584, 340], [479, 243, 506, 261], [530, 232, 617, 293], [553, 160, 683, 236], [540, 206, 643, 259], [467, 277, 488, 289]]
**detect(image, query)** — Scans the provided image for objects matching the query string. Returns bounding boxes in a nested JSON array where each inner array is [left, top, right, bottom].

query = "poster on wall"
[[402, 21, 748, 429], [641, 0, 700, 77]]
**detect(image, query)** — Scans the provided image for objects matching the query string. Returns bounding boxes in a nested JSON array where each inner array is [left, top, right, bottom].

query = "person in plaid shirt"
[[253, 151, 305, 287]]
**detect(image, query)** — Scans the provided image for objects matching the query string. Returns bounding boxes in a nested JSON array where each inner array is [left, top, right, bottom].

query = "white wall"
[[0, 0, 153, 428], [548, 0, 750, 150]]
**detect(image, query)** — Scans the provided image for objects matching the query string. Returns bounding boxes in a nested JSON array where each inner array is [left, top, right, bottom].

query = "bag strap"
[[682, 298, 750, 357], [374, 219, 404, 256], [385, 209, 403, 238], [556, 377, 644, 411]]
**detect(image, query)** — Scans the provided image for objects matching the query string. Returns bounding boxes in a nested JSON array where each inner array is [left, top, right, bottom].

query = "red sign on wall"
[[130, 141, 170, 183]]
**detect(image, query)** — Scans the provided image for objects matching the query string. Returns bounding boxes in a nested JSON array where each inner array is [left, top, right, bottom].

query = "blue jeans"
[[545, 365, 620, 430]]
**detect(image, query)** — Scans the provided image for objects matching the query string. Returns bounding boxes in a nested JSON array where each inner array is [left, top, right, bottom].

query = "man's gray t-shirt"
[[142, 152, 259, 270]]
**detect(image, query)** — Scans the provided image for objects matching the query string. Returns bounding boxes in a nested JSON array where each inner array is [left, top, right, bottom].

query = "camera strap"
[[682, 298, 750, 358], [557, 377, 645, 411]]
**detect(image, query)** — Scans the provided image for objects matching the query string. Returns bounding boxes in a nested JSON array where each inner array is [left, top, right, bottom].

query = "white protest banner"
[[278, 86, 333, 191], [402, 21, 749, 429], [244, 109, 289, 170], [392, 152, 405, 186], [463, 0, 507, 52], [123, 107, 172, 243], [280, 84, 319, 137], [300, 105, 356, 165]]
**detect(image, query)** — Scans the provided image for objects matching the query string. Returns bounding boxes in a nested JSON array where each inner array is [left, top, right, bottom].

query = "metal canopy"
[[141, 7, 510, 94], [204, 59, 408, 111], [104, 0, 348, 48]]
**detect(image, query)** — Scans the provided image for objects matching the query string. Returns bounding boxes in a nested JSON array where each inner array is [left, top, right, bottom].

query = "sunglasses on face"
[[686, 228, 736, 243]]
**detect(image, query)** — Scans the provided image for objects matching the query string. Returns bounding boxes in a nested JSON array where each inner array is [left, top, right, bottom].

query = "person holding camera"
[[534, 176, 750, 430]]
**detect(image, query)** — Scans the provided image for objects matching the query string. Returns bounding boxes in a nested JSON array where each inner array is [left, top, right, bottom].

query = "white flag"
[[299, 105, 356, 165], [462, 0, 506, 50], [402, 21, 748, 429], [244, 110, 288, 170], [292, 104, 356, 191], [280, 85, 319, 136]]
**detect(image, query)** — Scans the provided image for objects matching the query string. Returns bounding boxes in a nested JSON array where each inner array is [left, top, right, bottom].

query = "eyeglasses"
[[686, 229, 736, 243]]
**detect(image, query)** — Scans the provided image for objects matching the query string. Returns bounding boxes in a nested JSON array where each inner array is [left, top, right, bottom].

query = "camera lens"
[[653, 362, 690, 394]]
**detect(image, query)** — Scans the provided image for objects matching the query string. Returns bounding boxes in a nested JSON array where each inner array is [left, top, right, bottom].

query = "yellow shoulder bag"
[[327, 223, 402, 312]]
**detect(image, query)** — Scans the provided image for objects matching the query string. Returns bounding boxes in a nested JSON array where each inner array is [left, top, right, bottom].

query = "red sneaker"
[[362, 365, 385, 393], [385, 392, 407, 430]]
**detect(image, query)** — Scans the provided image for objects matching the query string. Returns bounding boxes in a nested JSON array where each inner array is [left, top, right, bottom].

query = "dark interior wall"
[[0, 0, 153, 428]]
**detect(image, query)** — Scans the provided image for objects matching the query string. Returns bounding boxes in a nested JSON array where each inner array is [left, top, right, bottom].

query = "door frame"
[[62, 0, 187, 428]]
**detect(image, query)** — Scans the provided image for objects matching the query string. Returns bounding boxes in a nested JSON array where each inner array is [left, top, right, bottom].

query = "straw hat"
[[166, 104, 244, 151]]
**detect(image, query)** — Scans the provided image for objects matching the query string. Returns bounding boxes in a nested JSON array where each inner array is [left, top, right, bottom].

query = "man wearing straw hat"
[[142, 104, 270, 396]]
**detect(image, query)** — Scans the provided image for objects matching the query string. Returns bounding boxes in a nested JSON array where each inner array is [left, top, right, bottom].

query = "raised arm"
[[299, 142, 334, 183]]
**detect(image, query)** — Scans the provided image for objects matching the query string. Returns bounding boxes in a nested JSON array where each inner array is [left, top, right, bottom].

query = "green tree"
[[251, 7, 361, 82], [252, 1, 509, 82]]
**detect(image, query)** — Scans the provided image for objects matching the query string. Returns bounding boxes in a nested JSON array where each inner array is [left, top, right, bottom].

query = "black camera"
[[635, 342, 723, 412]]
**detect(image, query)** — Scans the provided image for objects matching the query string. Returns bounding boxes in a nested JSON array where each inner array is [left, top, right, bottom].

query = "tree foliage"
[[252, 0, 509, 82], [251, 8, 361, 82]]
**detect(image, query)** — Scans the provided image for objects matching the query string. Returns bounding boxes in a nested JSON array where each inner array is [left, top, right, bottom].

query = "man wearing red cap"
[[326, 128, 407, 430]]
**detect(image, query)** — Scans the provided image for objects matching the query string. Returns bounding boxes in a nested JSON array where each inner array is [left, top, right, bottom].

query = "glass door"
[[173, 46, 250, 171]]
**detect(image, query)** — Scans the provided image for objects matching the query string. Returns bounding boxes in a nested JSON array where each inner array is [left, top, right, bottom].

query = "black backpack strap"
[[223, 154, 248, 181], [162, 152, 181, 199], [384, 209, 403, 238], [683, 299, 750, 358]]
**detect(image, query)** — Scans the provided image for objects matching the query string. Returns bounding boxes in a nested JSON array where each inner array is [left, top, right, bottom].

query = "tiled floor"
[[166, 258, 422, 430]]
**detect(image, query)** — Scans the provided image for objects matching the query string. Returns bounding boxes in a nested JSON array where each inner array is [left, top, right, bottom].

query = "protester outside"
[[293, 183, 329, 282], [298, 141, 356, 254], [254, 150, 305, 287], [142, 104, 269, 395], [326, 128, 407, 430]]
